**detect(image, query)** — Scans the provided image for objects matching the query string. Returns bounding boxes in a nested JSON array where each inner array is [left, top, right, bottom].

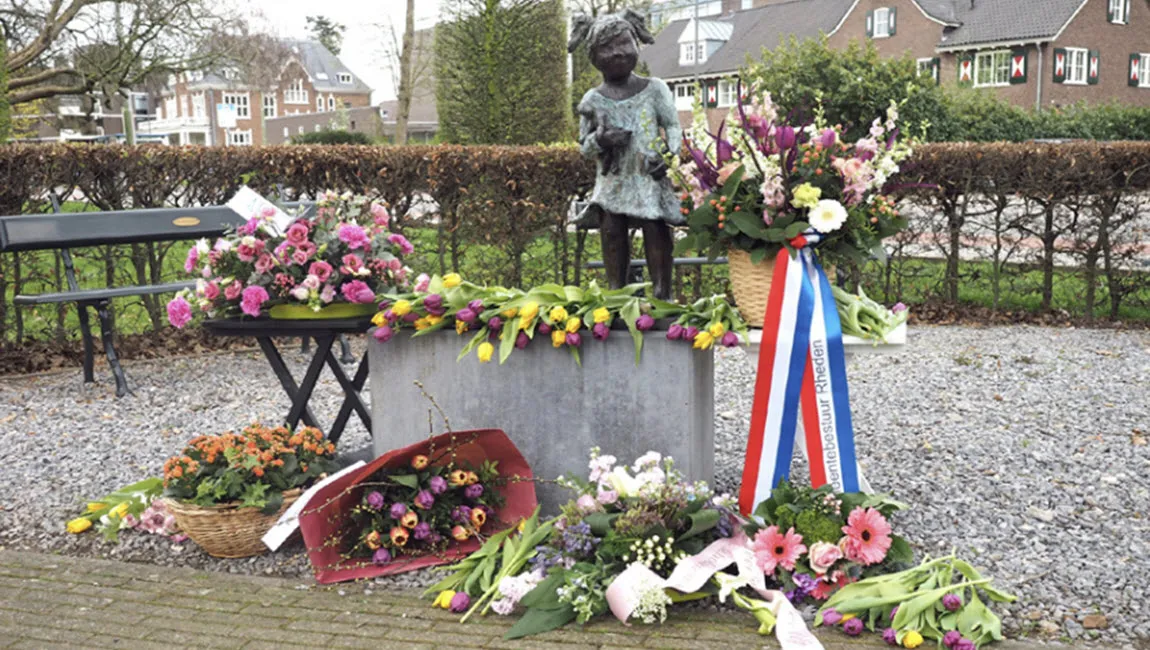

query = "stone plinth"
[[370, 329, 714, 512]]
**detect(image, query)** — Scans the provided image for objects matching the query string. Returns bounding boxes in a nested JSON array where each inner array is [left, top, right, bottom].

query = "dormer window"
[[680, 42, 696, 65], [867, 7, 896, 38], [338, 73, 352, 84], [1108, 0, 1129, 24]]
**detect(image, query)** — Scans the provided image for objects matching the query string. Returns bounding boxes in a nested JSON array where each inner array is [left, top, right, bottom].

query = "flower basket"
[[269, 302, 377, 320], [299, 429, 537, 584], [163, 488, 301, 558], [727, 248, 777, 328]]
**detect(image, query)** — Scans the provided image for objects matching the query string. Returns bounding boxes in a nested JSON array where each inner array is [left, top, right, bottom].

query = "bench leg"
[[95, 300, 131, 398], [300, 336, 311, 355], [76, 302, 97, 384], [338, 334, 355, 364]]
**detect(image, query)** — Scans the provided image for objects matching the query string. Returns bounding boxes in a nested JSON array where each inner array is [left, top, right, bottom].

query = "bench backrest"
[[0, 206, 247, 253]]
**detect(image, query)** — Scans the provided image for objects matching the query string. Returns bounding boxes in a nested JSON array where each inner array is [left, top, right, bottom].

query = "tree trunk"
[[14, 253, 24, 345], [393, 0, 416, 146], [1040, 202, 1056, 312], [944, 198, 962, 304], [54, 250, 65, 343], [0, 35, 11, 144]]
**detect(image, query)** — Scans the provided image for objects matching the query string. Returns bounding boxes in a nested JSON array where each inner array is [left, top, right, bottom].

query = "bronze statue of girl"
[[570, 10, 682, 300]]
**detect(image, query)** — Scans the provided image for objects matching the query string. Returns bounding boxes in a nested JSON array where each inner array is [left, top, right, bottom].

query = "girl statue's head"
[[568, 10, 656, 82]]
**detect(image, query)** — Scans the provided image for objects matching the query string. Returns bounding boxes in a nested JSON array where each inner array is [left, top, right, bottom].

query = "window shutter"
[[1088, 50, 1101, 84], [1053, 48, 1067, 83], [931, 56, 941, 85], [1131, 53, 1142, 87], [1010, 48, 1028, 84], [957, 53, 974, 87], [1107, 0, 1115, 22], [866, 10, 874, 38], [889, 7, 897, 36], [1125, 0, 1132, 23], [705, 82, 718, 108]]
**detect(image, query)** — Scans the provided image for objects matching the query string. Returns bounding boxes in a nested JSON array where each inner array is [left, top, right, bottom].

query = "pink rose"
[[309, 261, 333, 283], [596, 489, 618, 505], [575, 494, 598, 513], [302, 274, 321, 290], [224, 280, 243, 301], [387, 258, 402, 272], [166, 297, 192, 329], [240, 285, 269, 317], [290, 285, 310, 301], [341, 254, 363, 272], [254, 253, 275, 275], [370, 202, 390, 226], [261, 206, 277, 218], [808, 541, 843, 575], [183, 247, 199, 273], [291, 249, 310, 266], [338, 224, 370, 250], [296, 241, 316, 258], [340, 280, 375, 304], [285, 222, 309, 246], [413, 273, 430, 292], [201, 281, 220, 301], [236, 242, 258, 262], [387, 233, 414, 255], [320, 284, 336, 303]]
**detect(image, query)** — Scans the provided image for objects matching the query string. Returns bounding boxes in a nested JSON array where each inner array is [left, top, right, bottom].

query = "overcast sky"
[[248, 0, 442, 103]]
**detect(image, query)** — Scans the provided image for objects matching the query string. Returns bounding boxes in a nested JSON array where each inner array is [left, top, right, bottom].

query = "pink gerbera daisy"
[[752, 525, 807, 575], [841, 507, 892, 566]]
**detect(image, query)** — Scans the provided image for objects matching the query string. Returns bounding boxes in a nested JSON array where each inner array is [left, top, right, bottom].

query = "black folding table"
[[203, 317, 373, 444]]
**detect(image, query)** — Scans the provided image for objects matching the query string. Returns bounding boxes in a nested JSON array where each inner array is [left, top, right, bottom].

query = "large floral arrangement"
[[371, 274, 748, 364], [166, 191, 413, 326], [670, 90, 914, 266], [162, 423, 340, 514], [345, 453, 504, 567]]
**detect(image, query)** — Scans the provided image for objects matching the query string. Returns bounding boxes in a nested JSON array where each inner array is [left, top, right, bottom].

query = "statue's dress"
[[577, 78, 684, 225]]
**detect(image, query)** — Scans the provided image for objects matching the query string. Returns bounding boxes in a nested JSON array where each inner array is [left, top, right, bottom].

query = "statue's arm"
[[578, 106, 601, 159], [655, 81, 682, 155]]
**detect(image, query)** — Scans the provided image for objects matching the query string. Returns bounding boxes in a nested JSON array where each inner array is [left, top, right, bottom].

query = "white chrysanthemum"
[[808, 199, 849, 234]]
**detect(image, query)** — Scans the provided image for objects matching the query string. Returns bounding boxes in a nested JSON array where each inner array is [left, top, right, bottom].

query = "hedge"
[[0, 142, 1148, 346]]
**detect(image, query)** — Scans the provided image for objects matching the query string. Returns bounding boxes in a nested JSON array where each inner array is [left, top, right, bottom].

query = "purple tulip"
[[943, 631, 961, 648], [487, 316, 503, 332], [843, 619, 863, 636], [449, 592, 470, 613], [775, 125, 796, 150], [451, 505, 472, 523], [389, 502, 407, 520], [378, 300, 391, 311], [720, 331, 739, 347], [515, 332, 530, 349], [942, 593, 962, 612], [592, 322, 610, 341], [882, 628, 897, 645], [429, 475, 447, 495], [464, 484, 484, 500], [422, 294, 444, 315], [427, 533, 443, 544], [456, 308, 476, 323], [683, 326, 699, 342], [821, 608, 842, 625], [412, 522, 432, 540], [414, 489, 435, 510], [666, 323, 684, 340], [467, 299, 484, 313], [383, 309, 396, 322], [892, 302, 908, 314], [566, 332, 581, 347], [366, 491, 385, 510], [636, 314, 655, 331], [402, 312, 419, 323], [538, 322, 552, 335], [890, 606, 899, 621], [819, 127, 837, 149], [954, 639, 975, 650], [372, 548, 392, 565], [372, 325, 394, 343]]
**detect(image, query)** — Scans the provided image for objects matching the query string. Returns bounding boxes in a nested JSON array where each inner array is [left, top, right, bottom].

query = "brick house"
[[642, 0, 1150, 129], [138, 40, 372, 146]]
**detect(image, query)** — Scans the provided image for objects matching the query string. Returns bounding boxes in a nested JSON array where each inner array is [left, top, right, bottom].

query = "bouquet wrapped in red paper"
[[299, 429, 537, 584]]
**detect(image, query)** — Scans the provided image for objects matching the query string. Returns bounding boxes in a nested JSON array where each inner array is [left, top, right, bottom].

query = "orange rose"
[[365, 530, 382, 550], [470, 508, 487, 529], [411, 455, 430, 470], [449, 470, 468, 487], [401, 511, 419, 529], [451, 525, 470, 541], [390, 527, 409, 547], [464, 471, 479, 486]]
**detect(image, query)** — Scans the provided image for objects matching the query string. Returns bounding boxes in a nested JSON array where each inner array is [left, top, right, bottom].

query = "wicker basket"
[[164, 489, 301, 558], [727, 248, 777, 328]]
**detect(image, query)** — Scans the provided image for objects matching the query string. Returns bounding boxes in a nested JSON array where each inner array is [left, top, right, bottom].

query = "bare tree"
[[378, 7, 434, 144], [393, 0, 415, 145]]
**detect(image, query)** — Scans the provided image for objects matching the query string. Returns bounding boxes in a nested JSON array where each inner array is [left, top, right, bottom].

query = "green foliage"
[[307, 15, 346, 55], [290, 129, 371, 145], [794, 509, 842, 545], [0, 34, 10, 144], [435, 0, 571, 144], [743, 37, 948, 143]]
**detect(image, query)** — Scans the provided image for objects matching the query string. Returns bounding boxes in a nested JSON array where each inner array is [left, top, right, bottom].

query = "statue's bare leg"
[[600, 211, 632, 290], [641, 219, 673, 300]]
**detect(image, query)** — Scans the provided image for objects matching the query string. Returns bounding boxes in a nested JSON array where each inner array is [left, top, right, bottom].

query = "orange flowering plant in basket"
[[163, 423, 340, 515]]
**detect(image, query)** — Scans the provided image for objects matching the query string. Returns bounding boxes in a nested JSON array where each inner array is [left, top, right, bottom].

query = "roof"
[[677, 19, 735, 44], [911, 0, 960, 25], [939, 0, 1087, 49], [285, 40, 372, 94], [642, 0, 854, 80]]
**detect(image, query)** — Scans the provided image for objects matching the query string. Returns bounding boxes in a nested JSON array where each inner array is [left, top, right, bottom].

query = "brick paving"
[[0, 550, 1058, 650]]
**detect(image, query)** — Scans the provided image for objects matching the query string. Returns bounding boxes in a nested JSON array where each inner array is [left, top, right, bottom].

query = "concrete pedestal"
[[370, 330, 714, 513]]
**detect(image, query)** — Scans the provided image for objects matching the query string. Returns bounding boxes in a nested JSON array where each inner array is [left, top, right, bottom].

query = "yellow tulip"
[[477, 342, 494, 363], [86, 502, 107, 513], [693, 331, 715, 350], [501, 307, 518, 319], [551, 329, 566, 348], [565, 317, 581, 334], [426, 315, 444, 326], [592, 307, 610, 324], [110, 502, 129, 518], [413, 317, 431, 330], [66, 518, 93, 534], [371, 312, 388, 327], [840, 613, 857, 622], [455, 320, 469, 335], [902, 631, 924, 649], [549, 306, 568, 324], [392, 300, 412, 317], [520, 301, 539, 322], [432, 590, 456, 609], [442, 273, 462, 288], [708, 322, 726, 338]]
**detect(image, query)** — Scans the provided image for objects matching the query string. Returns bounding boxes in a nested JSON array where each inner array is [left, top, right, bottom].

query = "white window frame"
[[283, 127, 289, 138], [298, 125, 305, 134], [917, 58, 934, 77], [673, 83, 696, 111], [263, 94, 277, 119], [717, 79, 737, 107], [314, 124, 322, 132], [222, 92, 250, 119], [1139, 54, 1150, 88], [284, 80, 309, 105], [974, 50, 1011, 88], [192, 92, 205, 119], [328, 96, 335, 110], [317, 95, 324, 112], [1109, 0, 1128, 23], [227, 129, 252, 146], [696, 42, 707, 63], [873, 7, 892, 38], [1064, 47, 1089, 85], [163, 96, 176, 119], [680, 42, 696, 65], [181, 94, 190, 117], [338, 73, 352, 84]]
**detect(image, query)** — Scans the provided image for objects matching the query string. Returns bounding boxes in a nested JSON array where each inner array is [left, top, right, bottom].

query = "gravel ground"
[[1, 326, 1148, 645]]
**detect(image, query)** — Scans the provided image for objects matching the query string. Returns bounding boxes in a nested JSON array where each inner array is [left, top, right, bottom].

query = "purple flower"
[[414, 490, 435, 510], [721, 331, 739, 347], [843, 619, 863, 636], [822, 608, 843, 625], [366, 491, 385, 510], [890, 606, 899, 621], [954, 639, 975, 650], [515, 332, 530, 349], [467, 299, 484, 314], [487, 316, 503, 332], [456, 308, 476, 323], [383, 309, 396, 322], [882, 628, 897, 645], [449, 592, 470, 613], [943, 631, 961, 648], [413, 522, 432, 541], [372, 325, 394, 343], [666, 323, 684, 341], [402, 312, 419, 323], [565, 332, 581, 347], [592, 322, 610, 341], [942, 593, 962, 612], [538, 322, 552, 335], [464, 484, 484, 500], [429, 475, 448, 495], [818, 127, 837, 149], [683, 326, 699, 342], [423, 294, 445, 315], [389, 503, 407, 520], [372, 548, 392, 565], [775, 125, 796, 150], [892, 302, 908, 314], [636, 314, 655, 331], [451, 505, 472, 523]]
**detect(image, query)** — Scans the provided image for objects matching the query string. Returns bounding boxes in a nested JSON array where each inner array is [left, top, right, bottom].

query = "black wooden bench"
[[0, 202, 246, 396]]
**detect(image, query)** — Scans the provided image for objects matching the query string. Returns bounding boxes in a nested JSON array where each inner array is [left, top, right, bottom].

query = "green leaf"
[[504, 604, 577, 639], [259, 489, 284, 516], [750, 246, 771, 264], [519, 574, 566, 610], [886, 536, 914, 565], [783, 221, 810, 238], [391, 474, 420, 490], [730, 210, 767, 238], [499, 317, 520, 364], [583, 512, 618, 536], [681, 509, 722, 540]]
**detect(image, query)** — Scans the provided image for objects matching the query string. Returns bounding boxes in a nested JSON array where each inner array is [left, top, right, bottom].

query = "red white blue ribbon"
[[739, 234, 860, 515]]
